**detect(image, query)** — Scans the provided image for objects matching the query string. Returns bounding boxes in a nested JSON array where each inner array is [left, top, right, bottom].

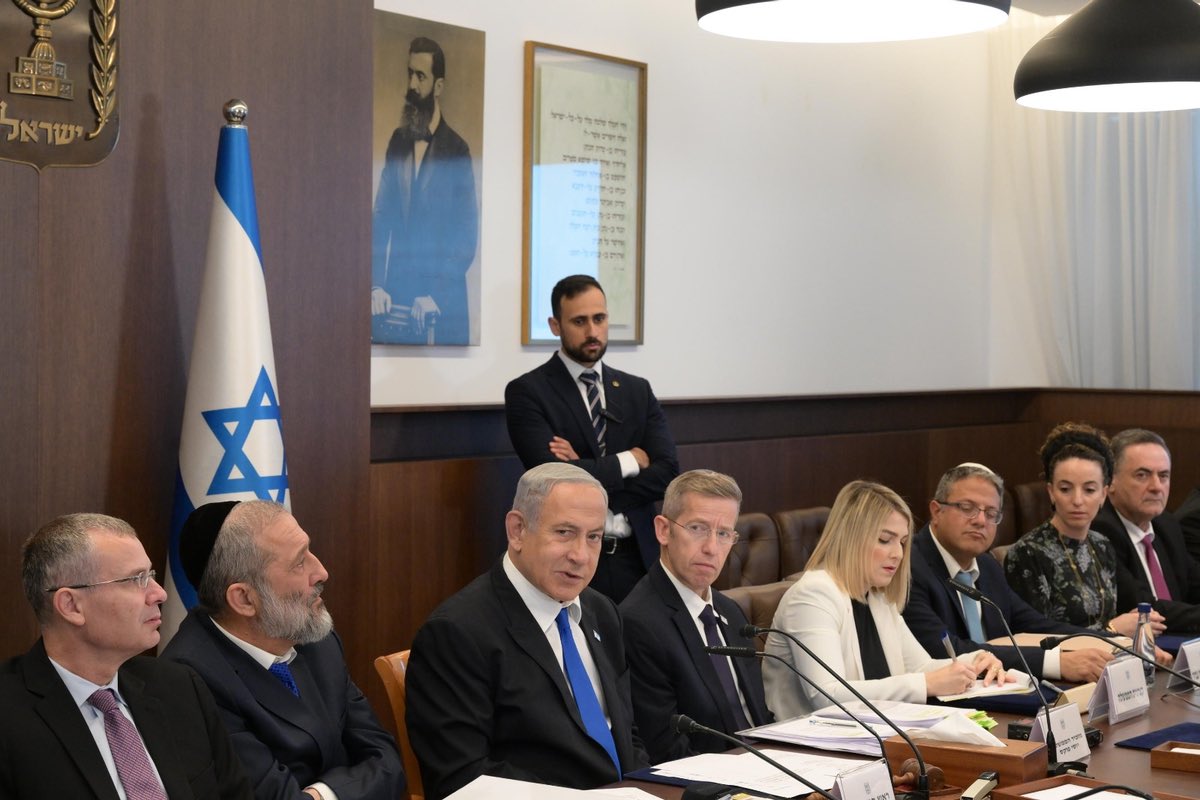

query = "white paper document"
[[937, 669, 1033, 702], [1023, 785, 1137, 800], [648, 748, 876, 798], [444, 775, 661, 799]]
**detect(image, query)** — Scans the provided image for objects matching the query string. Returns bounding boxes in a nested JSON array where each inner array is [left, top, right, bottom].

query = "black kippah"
[[179, 501, 240, 588]]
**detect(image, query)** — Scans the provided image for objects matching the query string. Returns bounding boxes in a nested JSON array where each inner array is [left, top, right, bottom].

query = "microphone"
[[705, 645, 889, 761], [944, 578, 1077, 776], [1037, 632, 1200, 690], [744, 623, 932, 800], [671, 714, 837, 800], [1061, 784, 1153, 800]]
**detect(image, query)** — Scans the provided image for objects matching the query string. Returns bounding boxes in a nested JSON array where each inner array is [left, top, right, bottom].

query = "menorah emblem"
[[9, 0, 78, 99]]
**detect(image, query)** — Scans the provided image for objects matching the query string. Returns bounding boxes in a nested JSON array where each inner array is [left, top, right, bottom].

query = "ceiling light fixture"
[[696, 0, 1012, 44], [1015, 0, 1200, 112]]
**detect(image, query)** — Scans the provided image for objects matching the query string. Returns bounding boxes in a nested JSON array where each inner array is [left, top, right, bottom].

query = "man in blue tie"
[[406, 462, 649, 800], [162, 501, 404, 800], [903, 463, 1111, 682]]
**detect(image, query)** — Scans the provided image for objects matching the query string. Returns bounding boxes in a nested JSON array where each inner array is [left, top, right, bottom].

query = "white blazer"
[[763, 569, 974, 720]]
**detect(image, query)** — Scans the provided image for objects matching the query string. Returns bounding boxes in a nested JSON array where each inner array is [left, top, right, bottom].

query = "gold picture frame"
[[521, 42, 647, 345]]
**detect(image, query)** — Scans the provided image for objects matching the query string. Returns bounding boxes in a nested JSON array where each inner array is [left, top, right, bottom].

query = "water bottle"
[[1132, 602, 1156, 686]]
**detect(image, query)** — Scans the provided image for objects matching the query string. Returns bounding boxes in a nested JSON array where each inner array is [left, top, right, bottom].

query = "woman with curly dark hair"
[[1005, 422, 1167, 644]]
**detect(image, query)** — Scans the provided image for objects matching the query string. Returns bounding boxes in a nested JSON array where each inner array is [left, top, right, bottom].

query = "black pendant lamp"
[[1015, 0, 1200, 112], [696, 0, 1011, 43]]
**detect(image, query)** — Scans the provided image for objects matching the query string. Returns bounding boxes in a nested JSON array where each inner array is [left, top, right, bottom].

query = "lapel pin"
[[719, 613, 729, 625], [611, 380, 620, 387], [593, 630, 602, 642]]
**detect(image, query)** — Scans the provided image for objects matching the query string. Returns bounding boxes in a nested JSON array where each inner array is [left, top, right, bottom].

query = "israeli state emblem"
[[0, 0, 118, 170]]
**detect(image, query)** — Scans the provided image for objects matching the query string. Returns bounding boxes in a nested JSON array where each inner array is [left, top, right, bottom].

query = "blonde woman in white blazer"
[[764, 481, 1008, 720]]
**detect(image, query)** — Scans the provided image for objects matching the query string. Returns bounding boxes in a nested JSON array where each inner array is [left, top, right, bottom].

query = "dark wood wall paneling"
[[0, 0, 373, 688]]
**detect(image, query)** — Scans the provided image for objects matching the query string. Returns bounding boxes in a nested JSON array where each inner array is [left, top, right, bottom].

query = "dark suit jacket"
[[1172, 487, 1200, 564], [904, 527, 1081, 677], [505, 354, 679, 567], [0, 639, 252, 799], [371, 118, 478, 344], [1092, 500, 1200, 633], [162, 611, 404, 800], [405, 560, 650, 800], [619, 563, 772, 763]]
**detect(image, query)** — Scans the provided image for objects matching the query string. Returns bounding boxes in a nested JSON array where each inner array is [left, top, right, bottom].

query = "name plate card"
[[1088, 656, 1150, 723], [833, 758, 895, 800], [1029, 703, 1090, 763], [1167, 638, 1200, 691]]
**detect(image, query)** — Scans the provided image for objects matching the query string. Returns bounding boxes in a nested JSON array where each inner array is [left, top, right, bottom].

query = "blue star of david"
[[202, 366, 289, 501]]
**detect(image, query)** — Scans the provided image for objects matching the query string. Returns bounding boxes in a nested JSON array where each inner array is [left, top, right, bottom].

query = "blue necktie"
[[269, 661, 300, 696], [580, 371, 607, 455], [954, 570, 985, 643], [555, 608, 620, 777]]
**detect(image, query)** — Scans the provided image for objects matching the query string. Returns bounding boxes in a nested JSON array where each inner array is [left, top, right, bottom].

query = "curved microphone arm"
[[671, 713, 838, 800], [944, 578, 1065, 771], [745, 623, 930, 799], [706, 645, 888, 764], [1037, 632, 1200, 690]]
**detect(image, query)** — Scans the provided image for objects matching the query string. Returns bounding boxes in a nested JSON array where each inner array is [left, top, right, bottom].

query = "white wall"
[[370, 0, 1020, 407]]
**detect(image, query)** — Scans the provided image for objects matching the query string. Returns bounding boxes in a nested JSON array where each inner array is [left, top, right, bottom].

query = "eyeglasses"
[[665, 517, 740, 546], [935, 500, 1003, 524], [45, 569, 157, 593]]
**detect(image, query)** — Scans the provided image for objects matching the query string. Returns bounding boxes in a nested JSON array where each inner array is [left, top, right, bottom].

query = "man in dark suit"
[[505, 274, 679, 602], [162, 501, 404, 800], [406, 463, 649, 799], [904, 463, 1112, 682], [1, 513, 252, 799], [620, 470, 772, 763], [1090, 429, 1200, 633], [371, 36, 478, 345]]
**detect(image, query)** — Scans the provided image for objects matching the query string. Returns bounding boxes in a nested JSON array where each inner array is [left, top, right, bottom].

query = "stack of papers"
[[746, 701, 1005, 756], [745, 715, 899, 756]]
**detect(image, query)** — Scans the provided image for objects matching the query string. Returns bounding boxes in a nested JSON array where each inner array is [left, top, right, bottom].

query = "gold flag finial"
[[223, 99, 248, 127]]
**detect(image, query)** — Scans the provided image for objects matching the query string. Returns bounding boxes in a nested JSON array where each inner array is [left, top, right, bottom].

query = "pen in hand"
[[941, 631, 957, 660]]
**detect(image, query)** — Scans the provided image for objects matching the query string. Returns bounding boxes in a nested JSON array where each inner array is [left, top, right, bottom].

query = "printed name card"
[[833, 758, 895, 800], [1088, 656, 1150, 723], [1029, 703, 1090, 763], [1167, 638, 1200, 691]]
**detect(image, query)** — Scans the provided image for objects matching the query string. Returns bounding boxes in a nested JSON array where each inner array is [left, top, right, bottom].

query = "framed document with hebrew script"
[[522, 42, 646, 345]]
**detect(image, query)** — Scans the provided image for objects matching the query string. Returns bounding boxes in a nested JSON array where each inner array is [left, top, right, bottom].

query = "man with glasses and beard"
[[371, 35, 478, 345], [505, 275, 679, 603], [163, 501, 404, 800]]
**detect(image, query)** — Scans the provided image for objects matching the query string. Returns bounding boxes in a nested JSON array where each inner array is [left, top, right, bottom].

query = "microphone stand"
[[746, 623, 932, 800], [1037, 632, 1200, 690], [706, 645, 889, 762], [708, 645, 943, 796], [944, 579, 1082, 776], [671, 713, 838, 800]]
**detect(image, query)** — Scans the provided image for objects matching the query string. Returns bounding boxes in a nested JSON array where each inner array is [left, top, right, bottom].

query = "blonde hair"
[[806, 480, 914, 607]]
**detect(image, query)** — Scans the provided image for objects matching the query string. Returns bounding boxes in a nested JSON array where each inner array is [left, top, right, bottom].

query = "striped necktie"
[[580, 370, 607, 455]]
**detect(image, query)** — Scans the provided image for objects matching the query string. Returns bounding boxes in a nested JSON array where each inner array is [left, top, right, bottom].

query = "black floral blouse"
[[1004, 520, 1118, 630]]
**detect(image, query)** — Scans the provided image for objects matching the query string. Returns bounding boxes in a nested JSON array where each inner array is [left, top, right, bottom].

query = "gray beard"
[[256, 583, 334, 645]]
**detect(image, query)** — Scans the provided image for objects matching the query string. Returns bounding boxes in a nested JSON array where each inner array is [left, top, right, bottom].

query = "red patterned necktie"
[[1142, 533, 1173, 601]]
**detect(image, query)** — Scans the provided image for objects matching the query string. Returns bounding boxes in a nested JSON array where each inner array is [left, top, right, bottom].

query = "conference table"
[[617, 682, 1199, 799]]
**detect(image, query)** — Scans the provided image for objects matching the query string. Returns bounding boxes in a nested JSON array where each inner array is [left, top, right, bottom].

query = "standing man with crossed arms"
[[505, 274, 679, 602]]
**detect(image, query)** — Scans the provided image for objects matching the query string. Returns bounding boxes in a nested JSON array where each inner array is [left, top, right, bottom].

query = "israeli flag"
[[160, 105, 290, 648]]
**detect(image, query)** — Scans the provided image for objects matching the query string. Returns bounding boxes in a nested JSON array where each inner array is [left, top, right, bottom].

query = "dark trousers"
[[589, 537, 646, 603]]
